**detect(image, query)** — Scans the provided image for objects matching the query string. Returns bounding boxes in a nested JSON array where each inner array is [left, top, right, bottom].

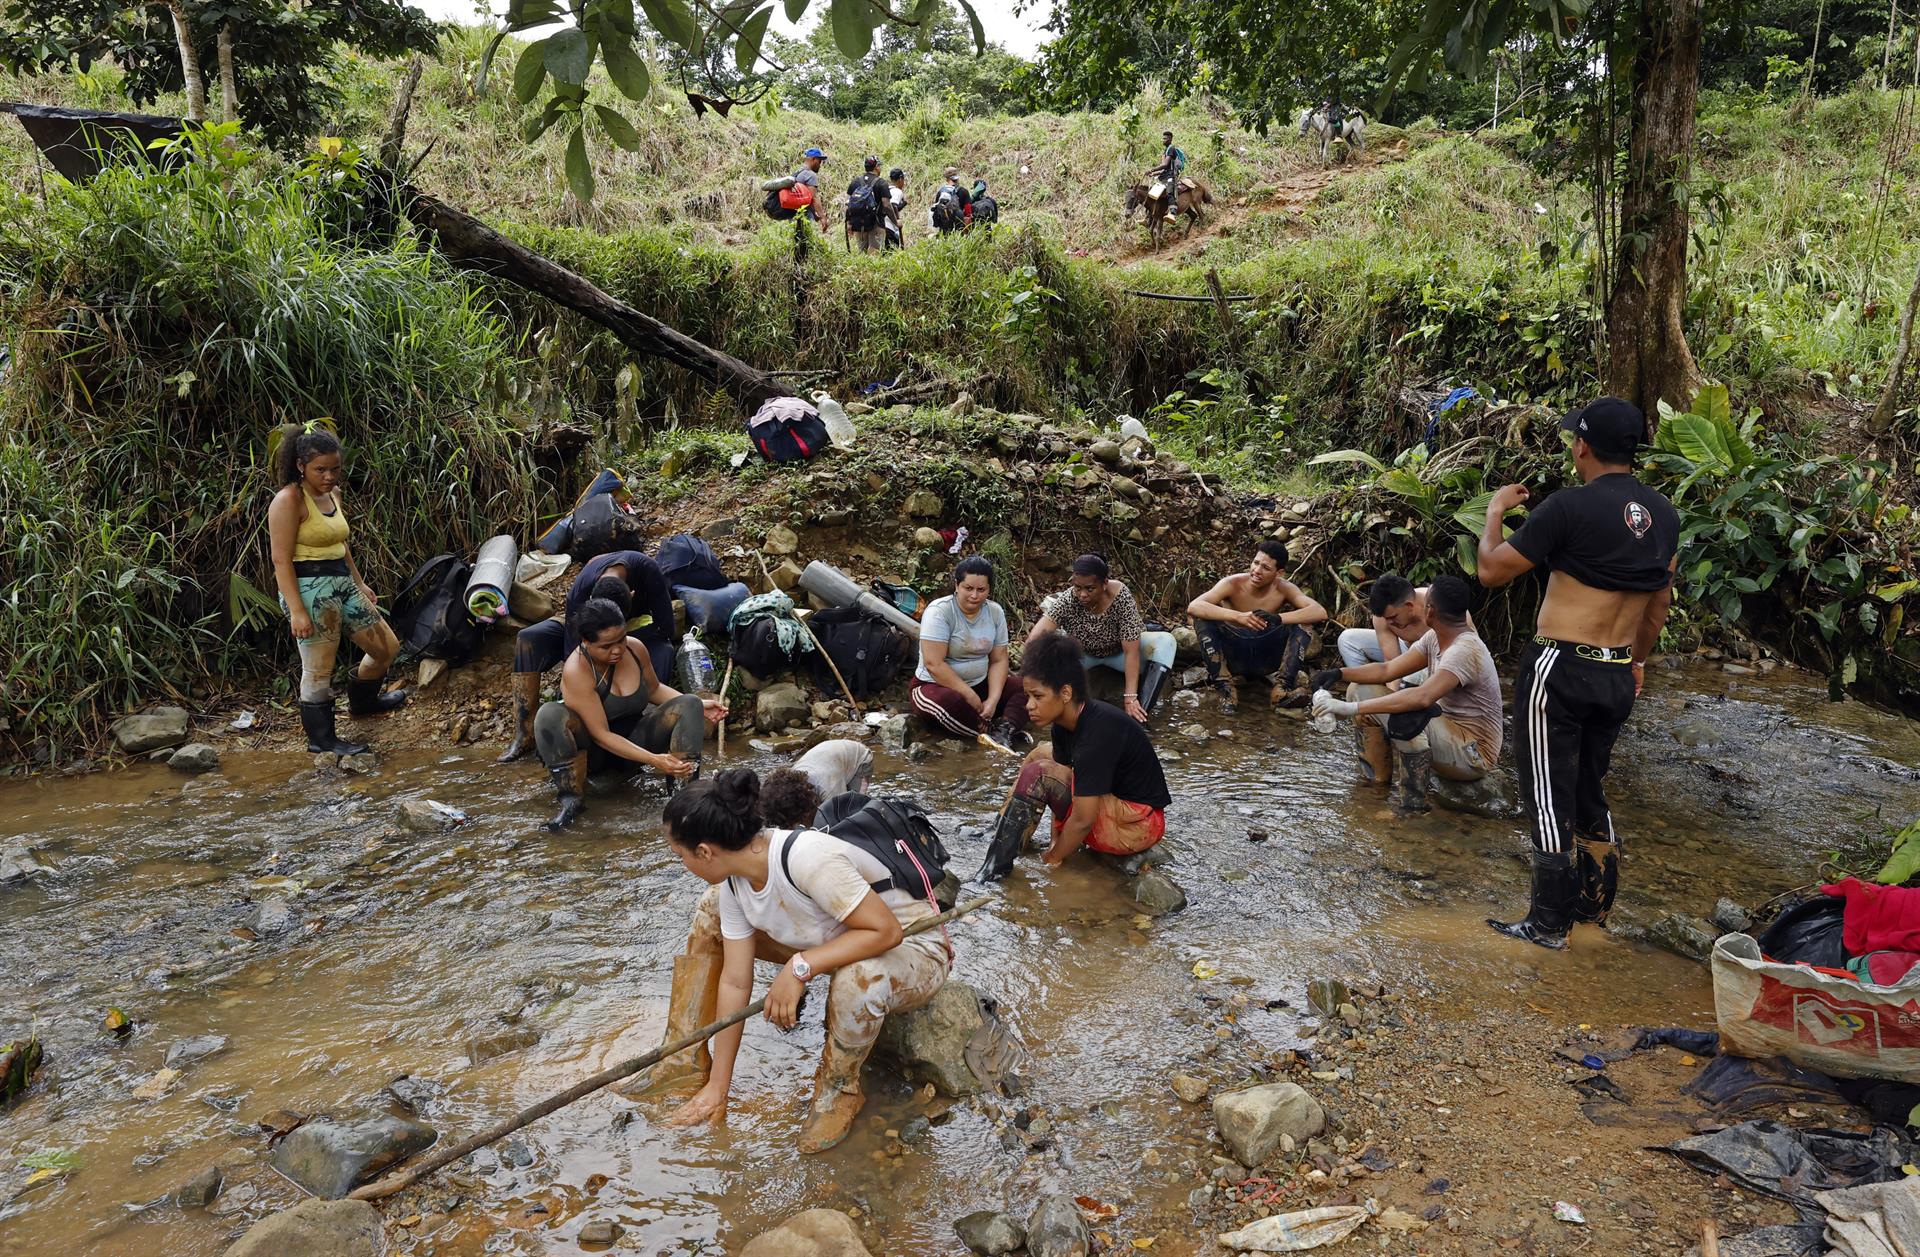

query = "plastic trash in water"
[[811, 390, 856, 449], [1217, 1205, 1370, 1251], [864, 711, 889, 726], [228, 710, 257, 731], [1119, 415, 1149, 441], [947, 525, 970, 556], [1552, 1201, 1586, 1224]]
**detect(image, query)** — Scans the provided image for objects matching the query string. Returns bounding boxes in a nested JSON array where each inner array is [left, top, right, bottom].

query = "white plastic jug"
[[812, 390, 856, 448]]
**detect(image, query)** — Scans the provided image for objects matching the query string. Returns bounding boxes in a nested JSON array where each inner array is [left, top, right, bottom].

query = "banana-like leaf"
[[1451, 490, 1501, 535], [1306, 448, 1388, 474], [1665, 412, 1734, 472]]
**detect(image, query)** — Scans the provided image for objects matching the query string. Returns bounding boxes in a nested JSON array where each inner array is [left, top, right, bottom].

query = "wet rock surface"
[[167, 742, 220, 773], [1130, 867, 1188, 916], [756, 682, 810, 732], [110, 706, 189, 753], [163, 1034, 227, 1069], [0, 839, 49, 883], [225, 1199, 385, 1257], [1025, 1194, 1091, 1257], [738, 1208, 872, 1256], [268, 1113, 437, 1199], [954, 1209, 1026, 1254], [1212, 1081, 1327, 1166], [873, 981, 1006, 1097]]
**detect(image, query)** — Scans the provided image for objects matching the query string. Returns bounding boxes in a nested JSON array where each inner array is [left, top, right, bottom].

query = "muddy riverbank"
[[3, 660, 1918, 1255]]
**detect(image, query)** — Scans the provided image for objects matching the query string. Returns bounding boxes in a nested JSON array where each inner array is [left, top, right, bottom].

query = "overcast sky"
[[406, 0, 1054, 59]]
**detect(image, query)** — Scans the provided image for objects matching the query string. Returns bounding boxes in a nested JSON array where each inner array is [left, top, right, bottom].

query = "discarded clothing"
[[1682, 1051, 1852, 1118], [1818, 1174, 1920, 1257], [1666, 1121, 1917, 1211], [1636, 1026, 1722, 1056], [1824, 878, 1920, 955], [1850, 950, 1920, 985], [727, 591, 812, 656]]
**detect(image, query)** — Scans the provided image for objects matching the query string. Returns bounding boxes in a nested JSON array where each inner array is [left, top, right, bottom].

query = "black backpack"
[[932, 184, 963, 233], [570, 493, 644, 561], [846, 176, 880, 230], [809, 793, 954, 908], [763, 186, 797, 221], [806, 605, 908, 699], [655, 533, 727, 592], [387, 554, 482, 665], [729, 615, 805, 680], [971, 194, 999, 228], [745, 398, 831, 463]]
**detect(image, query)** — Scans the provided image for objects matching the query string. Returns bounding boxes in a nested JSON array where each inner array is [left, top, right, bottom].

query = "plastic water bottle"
[[679, 629, 716, 694], [1311, 710, 1338, 735], [812, 390, 856, 449], [1119, 415, 1149, 441]]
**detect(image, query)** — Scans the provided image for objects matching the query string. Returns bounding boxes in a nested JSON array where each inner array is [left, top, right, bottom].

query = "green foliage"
[[1877, 815, 1920, 886]]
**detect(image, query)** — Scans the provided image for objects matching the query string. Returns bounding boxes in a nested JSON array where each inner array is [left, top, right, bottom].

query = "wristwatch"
[[789, 954, 813, 982]]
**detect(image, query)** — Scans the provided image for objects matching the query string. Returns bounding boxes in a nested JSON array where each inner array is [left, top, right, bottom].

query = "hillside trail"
[[1095, 138, 1412, 268]]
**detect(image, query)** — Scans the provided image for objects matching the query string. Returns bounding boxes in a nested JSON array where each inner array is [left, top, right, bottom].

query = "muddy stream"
[[4, 662, 1919, 1255]]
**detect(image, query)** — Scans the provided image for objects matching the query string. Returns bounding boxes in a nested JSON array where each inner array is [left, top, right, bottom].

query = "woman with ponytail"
[[625, 768, 948, 1154], [267, 422, 408, 755]]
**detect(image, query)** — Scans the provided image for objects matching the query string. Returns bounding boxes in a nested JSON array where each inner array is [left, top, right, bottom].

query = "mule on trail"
[[1124, 176, 1213, 249], [1298, 106, 1367, 164]]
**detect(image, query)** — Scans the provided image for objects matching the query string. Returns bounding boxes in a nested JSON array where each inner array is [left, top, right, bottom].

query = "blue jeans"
[[1337, 626, 1428, 686], [1082, 630, 1178, 680]]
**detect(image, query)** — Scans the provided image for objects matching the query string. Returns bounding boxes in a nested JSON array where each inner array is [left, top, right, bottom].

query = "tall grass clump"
[[0, 134, 543, 760]]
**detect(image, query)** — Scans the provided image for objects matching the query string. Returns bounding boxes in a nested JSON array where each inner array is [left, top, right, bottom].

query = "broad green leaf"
[[1692, 382, 1732, 427], [638, 0, 698, 48], [475, 29, 511, 96], [1451, 491, 1505, 536], [504, 0, 566, 28], [735, 5, 773, 73], [784, 0, 808, 18], [523, 102, 561, 142], [1879, 819, 1920, 885], [1665, 413, 1734, 472], [1455, 533, 1477, 576], [830, 0, 873, 59], [1305, 448, 1387, 474], [955, 0, 987, 51], [511, 42, 546, 104], [594, 104, 642, 151], [543, 28, 591, 86], [565, 125, 596, 203], [603, 34, 650, 100], [1874, 580, 1919, 602]]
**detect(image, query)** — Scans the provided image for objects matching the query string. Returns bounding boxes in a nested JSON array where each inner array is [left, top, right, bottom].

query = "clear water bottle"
[[679, 628, 716, 693], [1311, 710, 1338, 735], [811, 390, 857, 448]]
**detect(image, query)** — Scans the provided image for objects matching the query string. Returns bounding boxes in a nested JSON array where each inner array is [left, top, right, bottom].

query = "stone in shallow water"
[[739, 1208, 872, 1256], [268, 1114, 436, 1199], [1130, 868, 1187, 916], [954, 1209, 1026, 1255], [225, 1199, 384, 1257], [163, 1035, 227, 1069], [1025, 1195, 1091, 1257], [1212, 1082, 1327, 1166]]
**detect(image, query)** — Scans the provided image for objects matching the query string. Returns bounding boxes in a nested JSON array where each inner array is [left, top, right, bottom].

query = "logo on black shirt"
[[1623, 501, 1654, 539]]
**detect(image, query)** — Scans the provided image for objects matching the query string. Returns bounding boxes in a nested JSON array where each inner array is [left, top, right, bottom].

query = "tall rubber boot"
[[1353, 719, 1391, 786], [1487, 850, 1577, 950], [1389, 744, 1432, 815], [299, 700, 367, 757], [976, 797, 1041, 882], [545, 756, 588, 831], [497, 672, 540, 763], [346, 674, 408, 716], [615, 953, 723, 1098], [1574, 836, 1620, 927], [1213, 674, 1239, 715], [1270, 627, 1311, 706], [796, 1034, 869, 1154], [1138, 661, 1172, 715]]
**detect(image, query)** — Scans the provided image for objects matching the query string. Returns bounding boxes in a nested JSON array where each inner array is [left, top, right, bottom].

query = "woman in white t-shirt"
[[631, 769, 948, 1153], [908, 556, 1028, 744]]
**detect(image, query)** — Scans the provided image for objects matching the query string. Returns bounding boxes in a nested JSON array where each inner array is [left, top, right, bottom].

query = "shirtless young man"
[[1476, 397, 1679, 948], [1186, 540, 1328, 713]]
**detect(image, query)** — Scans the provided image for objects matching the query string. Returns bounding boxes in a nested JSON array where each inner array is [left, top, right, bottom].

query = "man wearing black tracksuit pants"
[[1476, 397, 1679, 948]]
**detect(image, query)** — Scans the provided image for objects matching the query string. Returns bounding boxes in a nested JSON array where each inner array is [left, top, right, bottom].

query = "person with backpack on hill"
[[1155, 130, 1187, 185], [631, 768, 949, 1154], [266, 422, 408, 757], [498, 549, 676, 762], [931, 166, 971, 235], [793, 145, 828, 230], [532, 598, 723, 830], [845, 155, 888, 253], [885, 167, 908, 248], [968, 179, 999, 231]]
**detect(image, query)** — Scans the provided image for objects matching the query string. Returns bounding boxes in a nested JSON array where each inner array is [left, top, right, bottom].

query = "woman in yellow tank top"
[[268, 423, 409, 755]]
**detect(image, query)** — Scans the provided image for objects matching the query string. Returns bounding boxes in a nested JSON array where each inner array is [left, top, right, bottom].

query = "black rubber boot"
[[1277, 626, 1310, 692], [988, 718, 1031, 751], [1574, 837, 1620, 927], [1138, 661, 1172, 715], [346, 674, 408, 716], [1487, 850, 1577, 949], [1389, 744, 1433, 815], [976, 798, 1041, 882], [545, 759, 586, 831], [497, 672, 540, 763], [299, 700, 367, 757]]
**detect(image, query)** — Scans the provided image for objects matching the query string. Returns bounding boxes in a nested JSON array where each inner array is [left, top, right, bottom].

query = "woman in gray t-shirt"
[[909, 557, 1028, 743]]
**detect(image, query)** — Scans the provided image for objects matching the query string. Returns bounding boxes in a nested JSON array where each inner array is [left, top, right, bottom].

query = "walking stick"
[[716, 658, 736, 757], [754, 551, 863, 718], [350, 894, 992, 1203]]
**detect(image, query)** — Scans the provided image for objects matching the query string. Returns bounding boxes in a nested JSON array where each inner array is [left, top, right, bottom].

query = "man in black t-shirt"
[[846, 156, 887, 253], [1476, 396, 1680, 948], [976, 632, 1171, 881]]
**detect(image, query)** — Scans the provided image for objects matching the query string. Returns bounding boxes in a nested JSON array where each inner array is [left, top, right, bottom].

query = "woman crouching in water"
[[267, 423, 407, 755], [633, 768, 949, 1153]]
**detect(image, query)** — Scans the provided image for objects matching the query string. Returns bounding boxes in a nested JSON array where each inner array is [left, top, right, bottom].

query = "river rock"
[[508, 581, 555, 622], [1, 839, 49, 883], [771, 558, 806, 591], [739, 1208, 871, 1256], [1213, 1082, 1327, 1166], [466, 1026, 540, 1063], [164, 1035, 227, 1069], [804, 721, 871, 749], [765, 524, 800, 555], [1432, 773, 1521, 820], [225, 1199, 385, 1257], [1171, 1072, 1210, 1103], [268, 1114, 437, 1199], [174, 1165, 223, 1209], [168, 743, 220, 773], [756, 682, 810, 732], [579, 1219, 620, 1245], [873, 982, 1003, 1097], [1087, 439, 1122, 466], [396, 799, 461, 833], [1025, 1194, 1091, 1257], [1130, 868, 1187, 917], [879, 713, 911, 750], [903, 489, 944, 518], [1171, 625, 1201, 662], [954, 1210, 1026, 1255], [251, 896, 294, 936], [111, 706, 189, 754], [1650, 912, 1721, 962], [912, 526, 946, 549], [1711, 897, 1755, 934]]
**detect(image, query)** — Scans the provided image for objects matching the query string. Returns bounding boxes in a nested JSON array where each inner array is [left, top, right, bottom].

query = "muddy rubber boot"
[[545, 757, 588, 831], [987, 717, 1031, 752], [299, 700, 367, 757], [1213, 674, 1239, 715], [1276, 626, 1309, 692], [796, 1039, 868, 1154], [1353, 719, 1391, 786], [1138, 661, 1172, 716], [1389, 744, 1432, 815], [1575, 836, 1620, 927], [1487, 850, 1577, 950], [346, 674, 408, 717], [976, 797, 1041, 882], [497, 673, 540, 763], [615, 952, 722, 1098]]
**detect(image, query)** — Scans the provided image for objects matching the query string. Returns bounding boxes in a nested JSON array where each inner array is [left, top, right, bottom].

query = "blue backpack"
[[654, 533, 727, 591]]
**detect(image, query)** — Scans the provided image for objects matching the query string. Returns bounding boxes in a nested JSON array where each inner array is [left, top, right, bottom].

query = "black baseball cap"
[[1560, 395, 1645, 457]]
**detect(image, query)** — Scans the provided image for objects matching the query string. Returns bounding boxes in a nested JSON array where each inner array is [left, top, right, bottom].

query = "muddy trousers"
[[1512, 640, 1636, 925], [532, 694, 705, 774]]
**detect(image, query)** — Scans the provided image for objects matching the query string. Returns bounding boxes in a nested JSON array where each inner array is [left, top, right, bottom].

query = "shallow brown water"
[[2, 661, 1918, 1255]]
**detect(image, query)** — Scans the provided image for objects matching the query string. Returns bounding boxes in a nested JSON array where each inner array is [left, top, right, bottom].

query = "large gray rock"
[[168, 743, 220, 773], [1130, 868, 1187, 917], [1212, 1082, 1327, 1166], [954, 1210, 1026, 1255], [251, 897, 295, 936], [1432, 773, 1521, 820], [872, 982, 1009, 1097], [173, 1164, 222, 1209], [903, 489, 944, 518], [1650, 913, 1721, 962], [112, 707, 189, 754], [739, 1209, 871, 1257], [268, 1114, 436, 1199], [1025, 1195, 1091, 1257], [1, 840, 49, 883], [396, 799, 461, 833], [225, 1199, 384, 1257], [164, 1035, 228, 1069], [756, 682, 810, 732], [1711, 897, 1755, 935]]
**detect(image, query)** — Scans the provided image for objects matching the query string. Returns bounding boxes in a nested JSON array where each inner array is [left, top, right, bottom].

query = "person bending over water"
[[1308, 575, 1502, 813], [266, 422, 408, 757], [1186, 539, 1327, 713], [1027, 553, 1177, 723], [1334, 573, 1476, 688], [632, 769, 949, 1153], [910, 556, 1028, 746], [977, 631, 1171, 880], [533, 598, 723, 830]]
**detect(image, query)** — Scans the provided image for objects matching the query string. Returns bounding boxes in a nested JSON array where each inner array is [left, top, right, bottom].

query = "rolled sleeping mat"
[[466, 534, 519, 621], [760, 174, 798, 191], [677, 581, 752, 633], [797, 560, 921, 640]]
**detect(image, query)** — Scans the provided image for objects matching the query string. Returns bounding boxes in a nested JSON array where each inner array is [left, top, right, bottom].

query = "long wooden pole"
[[716, 658, 736, 756], [350, 894, 992, 1203]]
